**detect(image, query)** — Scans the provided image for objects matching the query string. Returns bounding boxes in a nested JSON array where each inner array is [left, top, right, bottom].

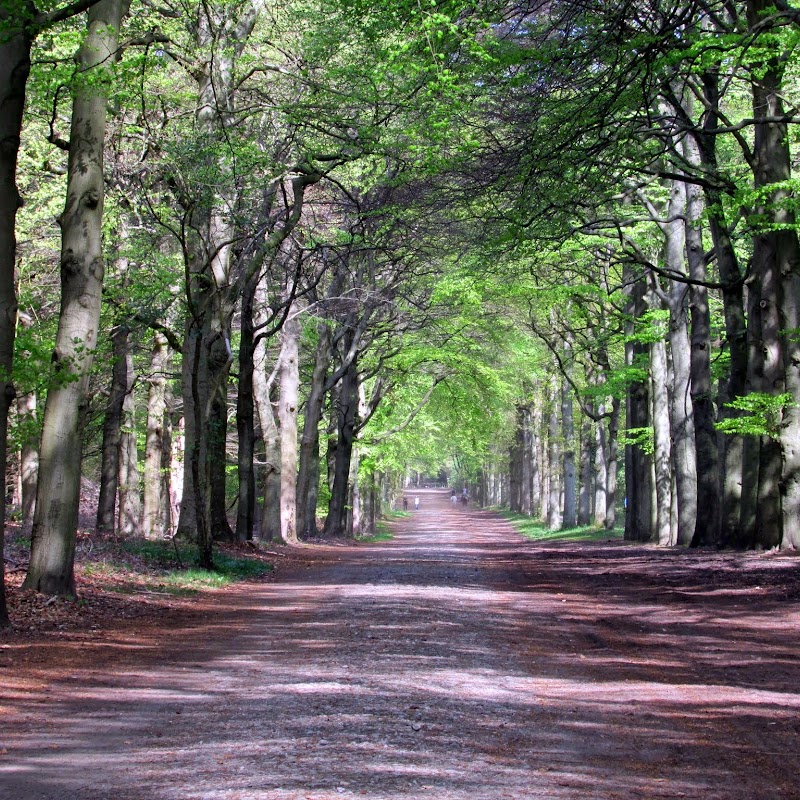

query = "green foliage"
[[619, 427, 655, 456], [715, 393, 795, 440]]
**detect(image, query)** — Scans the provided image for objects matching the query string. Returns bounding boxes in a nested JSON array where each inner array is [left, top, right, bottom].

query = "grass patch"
[[500, 510, 623, 543], [356, 527, 394, 543], [90, 538, 275, 594]]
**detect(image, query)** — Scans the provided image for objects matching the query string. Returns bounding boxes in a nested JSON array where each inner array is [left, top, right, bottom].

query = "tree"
[[24, 0, 130, 596]]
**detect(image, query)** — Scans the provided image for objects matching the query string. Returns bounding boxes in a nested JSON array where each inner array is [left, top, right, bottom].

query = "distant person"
[[414, 496, 420, 510], [403, 496, 408, 511], [451, 493, 458, 506]]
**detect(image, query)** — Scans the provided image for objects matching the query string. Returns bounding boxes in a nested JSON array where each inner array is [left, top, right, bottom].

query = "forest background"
[[2, 0, 800, 626]]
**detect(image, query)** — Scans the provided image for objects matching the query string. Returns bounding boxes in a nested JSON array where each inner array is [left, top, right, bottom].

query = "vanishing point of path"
[[3, 490, 800, 799]]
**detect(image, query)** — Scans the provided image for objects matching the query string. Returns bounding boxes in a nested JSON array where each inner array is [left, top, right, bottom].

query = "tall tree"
[[24, 0, 130, 596]]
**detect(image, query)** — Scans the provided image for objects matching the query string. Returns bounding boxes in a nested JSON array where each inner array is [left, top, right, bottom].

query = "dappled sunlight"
[[2, 490, 799, 798]]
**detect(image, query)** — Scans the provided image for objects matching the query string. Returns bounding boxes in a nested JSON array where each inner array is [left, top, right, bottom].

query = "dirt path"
[[2, 490, 800, 799]]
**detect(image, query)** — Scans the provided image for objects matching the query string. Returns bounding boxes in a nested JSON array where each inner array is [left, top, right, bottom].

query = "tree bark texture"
[[0, 0, 34, 626], [683, 132, 720, 547], [547, 379, 561, 531], [278, 310, 300, 544], [747, 0, 800, 549], [296, 323, 331, 538], [324, 339, 358, 537], [624, 270, 653, 542], [561, 379, 576, 529], [142, 331, 170, 539], [117, 348, 139, 537], [578, 417, 592, 525], [96, 325, 129, 533], [24, 0, 129, 596]]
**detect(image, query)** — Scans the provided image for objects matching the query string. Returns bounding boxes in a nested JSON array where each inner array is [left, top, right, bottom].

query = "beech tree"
[[23, 0, 130, 596]]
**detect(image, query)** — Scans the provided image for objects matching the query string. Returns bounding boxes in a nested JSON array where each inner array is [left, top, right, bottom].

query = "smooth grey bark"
[[594, 410, 607, 526], [561, 379, 576, 529], [509, 406, 524, 512], [16, 312, 37, 534], [24, 0, 129, 596], [142, 331, 170, 539], [117, 347, 139, 536], [604, 397, 620, 531], [663, 217, 698, 546], [0, 0, 103, 625], [521, 405, 532, 515], [578, 416, 592, 525], [252, 290, 281, 542], [278, 309, 300, 544], [530, 393, 541, 518], [648, 275, 673, 546], [547, 378, 561, 531], [296, 323, 332, 538], [683, 135, 721, 547], [96, 325, 129, 533], [18, 387, 37, 533]]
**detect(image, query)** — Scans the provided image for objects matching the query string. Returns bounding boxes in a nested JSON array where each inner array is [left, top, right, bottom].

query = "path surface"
[[2, 490, 800, 799]]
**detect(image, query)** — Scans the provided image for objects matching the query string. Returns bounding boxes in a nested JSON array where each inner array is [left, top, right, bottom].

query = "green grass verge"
[[499, 510, 623, 543], [108, 539, 274, 593]]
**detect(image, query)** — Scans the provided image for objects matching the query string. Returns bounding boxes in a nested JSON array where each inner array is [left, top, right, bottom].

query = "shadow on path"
[[2, 489, 800, 799]]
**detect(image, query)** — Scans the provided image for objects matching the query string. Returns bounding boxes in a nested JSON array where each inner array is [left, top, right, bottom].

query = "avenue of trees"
[[2, 0, 800, 624]]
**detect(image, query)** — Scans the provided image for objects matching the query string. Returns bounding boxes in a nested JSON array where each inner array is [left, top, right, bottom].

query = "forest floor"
[[2, 490, 800, 799]]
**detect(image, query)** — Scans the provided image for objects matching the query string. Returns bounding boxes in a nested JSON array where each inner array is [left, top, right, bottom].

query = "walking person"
[[403, 496, 408, 511], [414, 496, 420, 511]]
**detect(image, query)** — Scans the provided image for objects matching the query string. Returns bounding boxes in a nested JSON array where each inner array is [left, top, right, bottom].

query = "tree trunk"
[[142, 331, 170, 539], [530, 393, 541, 517], [96, 325, 129, 533], [235, 275, 257, 541], [624, 268, 653, 542], [24, 0, 129, 596], [594, 408, 607, 526], [117, 347, 139, 537], [521, 405, 532, 515], [296, 323, 331, 538], [668, 290, 697, 545], [684, 132, 720, 547], [324, 342, 358, 537], [509, 405, 524, 512], [169, 416, 184, 536], [547, 378, 561, 531], [605, 397, 620, 531], [252, 279, 281, 541], [739, 279, 763, 548], [18, 388, 37, 533], [747, 0, 800, 549], [278, 309, 300, 544], [648, 284, 673, 546], [578, 415, 592, 525], [0, 0, 35, 626], [696, 67, 748, 547], [561, 379, 576, 528]]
